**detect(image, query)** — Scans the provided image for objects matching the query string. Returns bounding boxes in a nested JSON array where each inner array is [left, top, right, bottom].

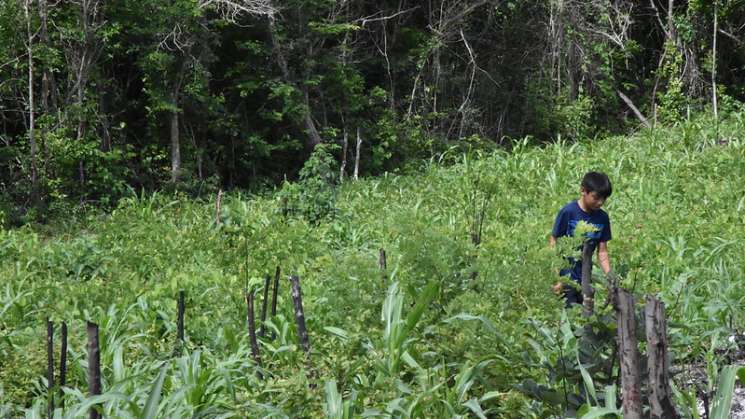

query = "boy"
[[550, 171, 613, 306]]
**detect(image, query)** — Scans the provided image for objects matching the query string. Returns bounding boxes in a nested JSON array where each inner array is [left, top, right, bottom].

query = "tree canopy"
[[1, 0, 744, 220]]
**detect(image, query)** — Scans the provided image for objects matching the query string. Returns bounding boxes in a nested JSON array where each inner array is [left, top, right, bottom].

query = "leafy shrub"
[[278, 143, 339, 222]]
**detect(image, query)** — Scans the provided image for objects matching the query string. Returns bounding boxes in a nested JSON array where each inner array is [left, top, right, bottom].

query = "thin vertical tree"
[[22, 0, 38, 198]]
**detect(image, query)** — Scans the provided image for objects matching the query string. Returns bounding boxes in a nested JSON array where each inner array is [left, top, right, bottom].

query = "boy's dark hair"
[[581, 171, 612, 198]]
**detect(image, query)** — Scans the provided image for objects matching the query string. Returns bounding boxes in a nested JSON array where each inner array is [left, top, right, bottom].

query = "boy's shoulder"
[[557, 200, 579, 213], [557, 201, 610, 220]]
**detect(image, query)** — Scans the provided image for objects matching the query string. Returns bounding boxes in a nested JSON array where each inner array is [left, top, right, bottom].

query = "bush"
[[278, 143, 339, 223]]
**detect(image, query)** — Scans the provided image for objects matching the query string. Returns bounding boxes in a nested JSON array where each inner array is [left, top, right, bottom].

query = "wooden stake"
[[645, 297, 679, 419], [270, 266, 280, 339], [289, 275, 314, 386], [581, 241, 594, 317], [246, 291, 263, 379], [378, 248, 387, 270], [177, 290, 185, 344], [47, 319, 54, 418], [59, 321, 67, 409], [87, 322, 101, 419], [379, 248, 387, 284], [615, 289, 642, 419], [259, 275, 270, 338]]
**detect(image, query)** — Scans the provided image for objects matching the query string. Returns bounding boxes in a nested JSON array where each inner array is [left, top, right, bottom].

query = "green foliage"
[[710, 365, 745, 419], [279, 143, 339, 222], [2, 114, 745, 416]]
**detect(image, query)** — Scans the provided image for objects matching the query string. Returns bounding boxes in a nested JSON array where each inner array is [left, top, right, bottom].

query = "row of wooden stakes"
[[42, 266, 312, 419]]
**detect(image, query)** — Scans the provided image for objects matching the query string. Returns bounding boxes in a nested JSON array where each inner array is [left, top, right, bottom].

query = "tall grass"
[[2, 112, 745, 417]]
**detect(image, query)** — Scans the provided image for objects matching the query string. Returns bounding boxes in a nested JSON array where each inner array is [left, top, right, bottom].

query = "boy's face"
[[580, 188, 606, 211]]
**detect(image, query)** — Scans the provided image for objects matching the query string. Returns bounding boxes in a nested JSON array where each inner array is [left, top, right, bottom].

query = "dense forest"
[[1, 0, 744, 219]]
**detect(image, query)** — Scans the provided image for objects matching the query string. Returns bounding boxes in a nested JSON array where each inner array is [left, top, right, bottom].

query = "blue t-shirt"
[[551, 201, 611, 281]]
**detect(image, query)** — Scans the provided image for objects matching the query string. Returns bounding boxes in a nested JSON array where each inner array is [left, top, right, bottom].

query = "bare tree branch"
[[198, 0, 276, 23], [358, 6, 419, 27]]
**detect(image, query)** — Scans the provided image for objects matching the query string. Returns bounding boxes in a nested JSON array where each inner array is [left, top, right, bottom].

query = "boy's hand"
[[552, 281, 564, 295]]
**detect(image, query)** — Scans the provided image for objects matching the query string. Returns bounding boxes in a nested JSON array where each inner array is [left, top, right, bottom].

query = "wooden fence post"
[[177, 290, 185, 344], [379, 248, 387, 284], [289, 275, 310, 356], [46, 319, 54, 418], [270, 266, 280, 340], [87, 322, 101, 419], [289, 275, 314, 386], [59, 321, 67, 409], [246, 290, 263, 379], [259, 275, 270, 338], [581, 241, 594, 317], [615, 289, 642, 419], [645, 297, 679, 419]]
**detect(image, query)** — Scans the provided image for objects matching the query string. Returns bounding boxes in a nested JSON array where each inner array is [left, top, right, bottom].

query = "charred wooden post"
[[379, 248, 387, 284], [581, 241, 594, 317], [289, 275, 310, 356], [270, 266, 280, 339], [615, 289, 642, 419], [259, 274, 270, 338], [59, 321, 67, 409], [289, 275, 315, 386], [177, 290, 185, 343], [645, 297, 679, 419], [246, 290, 263, 379], [86, 322, 101, 419], [47, 319, 54, 418]]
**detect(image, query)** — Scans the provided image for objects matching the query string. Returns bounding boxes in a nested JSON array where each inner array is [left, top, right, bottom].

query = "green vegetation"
[[2, 113, 745, 417], [2, 0, 745, 221]]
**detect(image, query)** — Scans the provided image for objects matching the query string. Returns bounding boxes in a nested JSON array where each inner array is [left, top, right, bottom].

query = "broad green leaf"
[[710, 365, 744, 419], [463, 398, 487, 419], [143, 364, 169, 419]]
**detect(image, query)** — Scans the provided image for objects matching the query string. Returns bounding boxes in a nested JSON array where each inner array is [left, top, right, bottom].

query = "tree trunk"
[[615, 289, 642, 419], [23, 0, 38, 196], [99, 83, 112, 152], [302, 88, 322, 148], [618, 91, 651, 128], [170, 92, 181, 183], [87, 321, 101, 419], [39, 0, 57, 114], [645, 297, 678, 419], [339, 129, 348, 182], [353, 127, 361, 180], [712, 0, 718, 127], [268, 17, 321, 149]]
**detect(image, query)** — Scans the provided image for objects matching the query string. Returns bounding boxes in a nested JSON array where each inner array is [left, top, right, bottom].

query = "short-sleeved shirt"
[[551, 200, 612, 281]]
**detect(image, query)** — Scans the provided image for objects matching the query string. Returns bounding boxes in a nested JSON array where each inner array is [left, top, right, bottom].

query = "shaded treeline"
[[0, 0, 743, 218]]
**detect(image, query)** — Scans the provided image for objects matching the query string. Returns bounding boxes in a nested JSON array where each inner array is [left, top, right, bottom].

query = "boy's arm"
[[597, 241, 611, 274], [549, 235, 557, 247]]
